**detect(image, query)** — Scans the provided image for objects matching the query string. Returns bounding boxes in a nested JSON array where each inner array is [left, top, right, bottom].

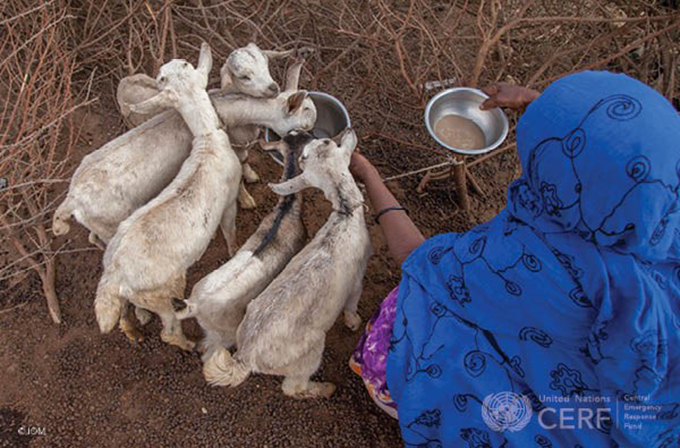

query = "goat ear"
[[262, 48, 295, 60], [330, 132, 344, 146], [219, 62, 233, 90], [339, 128, 358, 153], [287, 90, 308, 115], [269, 174, 309, 195], [197, 42, 213, 83], [284, 61, 302, 92], [129, 89, 178, 114]]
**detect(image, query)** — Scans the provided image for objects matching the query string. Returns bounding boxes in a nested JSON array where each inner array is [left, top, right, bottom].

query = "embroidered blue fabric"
[[386, 71, 680, 448]]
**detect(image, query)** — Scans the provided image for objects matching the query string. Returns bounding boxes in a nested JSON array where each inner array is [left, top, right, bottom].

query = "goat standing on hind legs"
[[118, 43, 290, 127], [173, 131, 311, 365], [115, 44, 314, 210], [53, 45, 316, 251], [204, 129, 372, 398], [94, 43, 242, 350]]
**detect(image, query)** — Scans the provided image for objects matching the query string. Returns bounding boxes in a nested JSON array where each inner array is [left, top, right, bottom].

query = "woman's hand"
[[349, 151, 378, 183], [349, 150, 425, 266], [480, 83, 540, 110]]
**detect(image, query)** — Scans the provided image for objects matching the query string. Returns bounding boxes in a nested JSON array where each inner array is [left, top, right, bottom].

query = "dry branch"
[[0, 0, 90, 323]]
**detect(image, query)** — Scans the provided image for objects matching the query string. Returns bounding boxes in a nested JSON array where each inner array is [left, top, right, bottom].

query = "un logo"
[[481, 392, 533, 432]]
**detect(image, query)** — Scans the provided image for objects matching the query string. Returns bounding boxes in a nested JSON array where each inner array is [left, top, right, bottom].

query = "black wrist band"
[[374, 206, 407, 224]]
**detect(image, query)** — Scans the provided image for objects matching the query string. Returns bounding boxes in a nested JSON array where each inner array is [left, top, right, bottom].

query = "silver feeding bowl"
[[264, 91, 351, 165], [424, 87, 508, 155]]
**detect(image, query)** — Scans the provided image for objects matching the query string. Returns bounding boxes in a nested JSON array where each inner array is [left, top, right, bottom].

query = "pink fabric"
[[349, 286, 398, 418]]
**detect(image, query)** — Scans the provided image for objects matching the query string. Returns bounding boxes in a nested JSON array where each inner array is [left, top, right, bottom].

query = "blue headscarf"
[[386, 71, 680, 448]]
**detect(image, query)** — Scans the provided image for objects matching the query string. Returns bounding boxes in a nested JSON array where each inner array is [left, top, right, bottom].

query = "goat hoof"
[[238, 194, 257, 210], [316, 382, 336, 398], [243, 165, 260, 183], [290, 381, 336, 399], [121, 325, 145, 344], [134, 307, 152, 326], [161, 333, 195, 351], [344, 311, 362, 332], [172, 339, 196, 351], [88, 232, 106, 250], [244, 174, 260, 184]]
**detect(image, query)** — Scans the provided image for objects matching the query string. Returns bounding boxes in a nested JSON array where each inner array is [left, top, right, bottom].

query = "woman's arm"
[[480, 83, 540, 110], [350, 84, 539, 264], [350, 153, 425, 266]]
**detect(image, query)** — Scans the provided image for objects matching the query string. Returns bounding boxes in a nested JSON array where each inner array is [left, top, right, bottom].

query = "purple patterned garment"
[[350, 287, 399, 418]]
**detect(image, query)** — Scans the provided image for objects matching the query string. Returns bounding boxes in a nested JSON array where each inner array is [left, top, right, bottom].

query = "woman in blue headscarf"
[[349, 71, 680, 447]]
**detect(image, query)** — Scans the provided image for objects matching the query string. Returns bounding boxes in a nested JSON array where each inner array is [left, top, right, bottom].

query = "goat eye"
[[159, 76, 167, 83], [183, 62, 189, 68], [237, 75, 251, 81]]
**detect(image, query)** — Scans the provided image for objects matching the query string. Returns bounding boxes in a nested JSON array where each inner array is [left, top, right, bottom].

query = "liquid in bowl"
[[433, 114, 486, 150]]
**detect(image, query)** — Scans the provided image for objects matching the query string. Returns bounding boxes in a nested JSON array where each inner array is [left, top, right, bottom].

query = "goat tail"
[[203, 347, 250, 387], [94, 279, 123, 334], [52, 199, 73, 236]]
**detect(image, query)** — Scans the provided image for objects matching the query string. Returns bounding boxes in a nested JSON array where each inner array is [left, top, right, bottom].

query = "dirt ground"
[[2, 1, 677, 447]]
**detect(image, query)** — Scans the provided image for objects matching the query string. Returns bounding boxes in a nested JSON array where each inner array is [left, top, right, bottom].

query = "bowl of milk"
[[424, 87, 508, 155]]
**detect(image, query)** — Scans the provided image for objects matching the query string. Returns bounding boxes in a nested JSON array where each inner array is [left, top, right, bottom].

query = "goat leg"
[[280, 342, 335, 399], [282, 375, 336, 399], [238, 183, 257, 209], [158, 296, 195, 352], [88, 232, 106, 250], [343, 278, 364, 332], [134, 306, 152, 326], [119, 302, 145, 344], [154, 275, 194, 351], [242, 163, 260, 184], [235, 148, 259, 184], [159, 311, 195, 351], [219, 202, 239, 257]]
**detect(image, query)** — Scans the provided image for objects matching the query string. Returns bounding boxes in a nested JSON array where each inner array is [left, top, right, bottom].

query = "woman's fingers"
[[479, 97, 499, 110], [481, 84, 499, 97], [349, 152, 369, 179], [480, 84, 501, 110], [480, 83, 539, 110]]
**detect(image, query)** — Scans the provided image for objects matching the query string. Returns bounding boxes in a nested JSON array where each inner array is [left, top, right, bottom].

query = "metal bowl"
[[264, 91, 351, 165], [424, 87, 508, 155]]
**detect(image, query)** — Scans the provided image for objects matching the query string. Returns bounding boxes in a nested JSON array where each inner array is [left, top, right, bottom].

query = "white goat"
[[117, 43, 294, 127], [116, 44, 302, 208], [218, 45, 312, 200], [173, 131, 313, 363], [53, 51, 315, 252], [203, 129, 372, 398], [219, 43, 294, 96], [94, 43, 241, 350]]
